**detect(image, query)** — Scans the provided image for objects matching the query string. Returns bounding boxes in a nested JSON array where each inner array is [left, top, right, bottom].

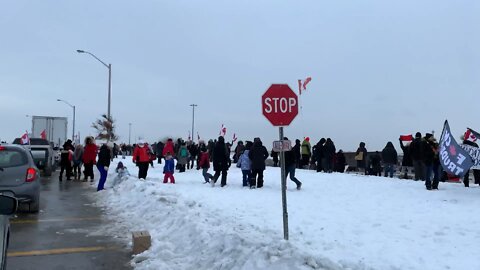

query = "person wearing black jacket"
[[97, 143, 111, 191], [399, 138, 413, 179], [409, 132, 426, 181], [248, 138, 269, 189], [314, 138, 326, 172], [381, 142, 398, 178], [462, 138, 480, 188], [283, 137, 302, 190], [334, 150, 347, 173], [156, 141, 164, 164], [292, 139, 301, 169], [59, 139, 75, 181], [323, 138, 336, 173], [212, 136, 230, 187], [424, 134, 436, 190]]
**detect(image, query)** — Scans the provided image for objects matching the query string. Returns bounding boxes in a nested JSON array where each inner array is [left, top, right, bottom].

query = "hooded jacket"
[[248, 140, 269, 170], [381, 142, 398, 164]]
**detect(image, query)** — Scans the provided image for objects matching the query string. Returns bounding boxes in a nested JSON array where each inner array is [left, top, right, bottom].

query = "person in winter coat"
[[355, 142, 368, 174], [237, 141, 253, 187], [162, 138, 175, 160], [271, 149, 279, 167], [293, 139, 301, 169], [314, 138, 326, 172], [156, 141, 164, 164], [248, 138, 269, 189], [177, 142, 189, 173], [72, 144, 84, 180], [187, 142, 198, 170], [198, 146, 213, 183], [423, 134, 436, 190], [96, 143, 111, 191], [399, 138, 413, 179], [381, 142, 398, 178], [368, 151, 382, 176], [283, 137, 302, 190], [212, 136, 230, 187], [300, 137, 312, 168], [59, 139, 75, 181], [163, 152, 175, 184], [334, 150, 347, 173], [133, 140, 151, 179], [233, 141, 245, 163], [83, 136, 97, 182], [207, 139, 215, 162], [409, 132, 426, 181], [323, 138, 336, 173]]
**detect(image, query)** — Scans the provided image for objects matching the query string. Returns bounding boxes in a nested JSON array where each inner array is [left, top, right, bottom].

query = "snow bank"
[[93, 158, 480, 270]]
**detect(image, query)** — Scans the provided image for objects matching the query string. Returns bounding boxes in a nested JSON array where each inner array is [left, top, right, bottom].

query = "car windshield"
[[0, 149, 28, 168]]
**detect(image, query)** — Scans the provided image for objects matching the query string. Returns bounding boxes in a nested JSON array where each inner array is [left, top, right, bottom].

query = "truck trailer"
[[31, 116, 68, 147]]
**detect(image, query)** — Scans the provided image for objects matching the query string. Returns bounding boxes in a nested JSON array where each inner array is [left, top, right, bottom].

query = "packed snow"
[[92, 158, 480, 270]]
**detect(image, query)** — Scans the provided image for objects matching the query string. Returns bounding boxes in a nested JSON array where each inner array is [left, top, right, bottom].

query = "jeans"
[[413, 160, 425, 181], [251, 169, 264, 188], [384, 164, 395, 178], [285, 165, 301, 187], [202, 168, 213, 182], [241, 170, 251, 186], [213, 170, 228, 187], [96, 164, 107, 191], [425, 164, 433, 188]]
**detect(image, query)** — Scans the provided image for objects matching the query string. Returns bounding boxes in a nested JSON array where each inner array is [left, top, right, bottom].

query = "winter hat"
[[117, 162, 124, 169], [415, 132, 422, 138], [138, 139, 145, 145], [305, 137, 310, 142]]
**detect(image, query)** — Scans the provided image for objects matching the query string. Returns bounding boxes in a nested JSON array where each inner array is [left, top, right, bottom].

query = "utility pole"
[[190, 104, 197, 142]]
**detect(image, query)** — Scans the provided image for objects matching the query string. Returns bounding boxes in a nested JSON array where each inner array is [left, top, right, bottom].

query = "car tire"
[[29, 199, 40, 213]]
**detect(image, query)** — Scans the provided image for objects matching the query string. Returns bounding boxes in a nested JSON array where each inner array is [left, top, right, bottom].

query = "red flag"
[[303, 77, 312, 90], [40, 129, 47, 140], [400, 134, 413, 142], [232, 133, 237, 143], [298, 79, 302, 95], [465, 129, 477, 142], [20, 131, 30, 145], [219, 124, 227, 136]]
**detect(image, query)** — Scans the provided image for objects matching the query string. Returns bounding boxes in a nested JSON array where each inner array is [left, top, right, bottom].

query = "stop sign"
[[262, 84, 298, 126]]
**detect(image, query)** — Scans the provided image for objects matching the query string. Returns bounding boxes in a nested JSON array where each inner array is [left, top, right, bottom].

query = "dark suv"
[[0, 144, 41, 212]]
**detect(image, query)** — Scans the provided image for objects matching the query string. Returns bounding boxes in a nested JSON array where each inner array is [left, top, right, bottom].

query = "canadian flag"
[[465, 129, 477, 142], [298, 77, 312, 95], [40, 129, 47, 140], [219, 124, 227, 137], [232, 133, 238, 143], [400, 134, 414, 142], [20, 131, 30, 145]]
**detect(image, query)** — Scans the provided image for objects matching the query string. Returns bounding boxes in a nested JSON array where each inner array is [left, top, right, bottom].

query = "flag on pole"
[[439, 120, 474, 177], [197, 132, 200, 141], [20, 131, 30, 145], [219, 124, 227, 137], [298, 77, 312, 95], [40, 129, 47, 140], [466, 128, 479, 142], [232, 133, 238, 143]]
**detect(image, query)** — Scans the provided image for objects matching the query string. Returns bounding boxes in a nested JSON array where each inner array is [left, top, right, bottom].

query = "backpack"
[[180, 147, 188, 158]]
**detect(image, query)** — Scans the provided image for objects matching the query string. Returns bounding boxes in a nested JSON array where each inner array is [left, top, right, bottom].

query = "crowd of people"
[[55, 130, 480, 192]]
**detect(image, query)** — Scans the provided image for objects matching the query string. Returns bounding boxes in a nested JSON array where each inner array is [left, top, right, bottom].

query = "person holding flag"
[[399, 135, 413, 179]]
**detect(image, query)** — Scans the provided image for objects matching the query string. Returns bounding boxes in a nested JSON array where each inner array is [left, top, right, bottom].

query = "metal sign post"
[[279, 127, 289, 240]]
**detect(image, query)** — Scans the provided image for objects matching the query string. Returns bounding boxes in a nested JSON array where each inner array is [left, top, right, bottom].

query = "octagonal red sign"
[[262, 84, 298, 126]]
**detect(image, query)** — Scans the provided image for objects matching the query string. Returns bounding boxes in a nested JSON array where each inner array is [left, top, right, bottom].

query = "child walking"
[[163, 152, 175, 184], [198, 146, 213, 183], [237, 141, 252, 187]]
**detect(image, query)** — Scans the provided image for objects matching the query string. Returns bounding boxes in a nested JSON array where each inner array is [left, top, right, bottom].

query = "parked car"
[[12, 138, 56, 176], [0, 194, 18, 270], [0, 144, 41, 212]]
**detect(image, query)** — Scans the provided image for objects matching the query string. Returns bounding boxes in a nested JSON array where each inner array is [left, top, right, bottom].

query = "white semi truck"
[[31, 116, 68, 147]]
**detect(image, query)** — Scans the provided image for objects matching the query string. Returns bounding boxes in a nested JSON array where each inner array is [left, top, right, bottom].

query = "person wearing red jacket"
[[198, 146, 213, 183], [162, 138, 175, 160], [133, 140, 151, 179], [82, 136, 98, 182]]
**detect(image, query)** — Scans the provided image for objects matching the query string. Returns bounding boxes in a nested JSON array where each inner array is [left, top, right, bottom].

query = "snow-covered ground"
[[92, 158, 480, 270]]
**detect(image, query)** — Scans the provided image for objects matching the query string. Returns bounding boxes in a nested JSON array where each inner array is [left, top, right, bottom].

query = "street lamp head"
[[56, 99, 61, 101], [76, 50, 85, 53]]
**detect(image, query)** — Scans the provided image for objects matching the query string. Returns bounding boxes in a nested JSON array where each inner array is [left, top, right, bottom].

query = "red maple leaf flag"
[[464, 129, 477, 142], [219, 124, 227, 137], [400, 134, 413, 142], [232, 133, 237, 143], [40, 129, 47, 140], [20, 131, 30, 145], [303, 77, 312, 90]]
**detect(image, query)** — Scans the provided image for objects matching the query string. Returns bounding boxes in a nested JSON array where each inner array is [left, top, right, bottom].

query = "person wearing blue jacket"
[[163, 152, 175, 184], [237, 141, 253, 187]]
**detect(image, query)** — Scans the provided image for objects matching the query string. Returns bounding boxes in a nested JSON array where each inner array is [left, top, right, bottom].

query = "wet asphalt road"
[[7, 171, 132, 270]]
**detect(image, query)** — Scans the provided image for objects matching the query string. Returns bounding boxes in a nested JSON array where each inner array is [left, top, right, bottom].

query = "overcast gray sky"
[[1, 0, 479, 151]]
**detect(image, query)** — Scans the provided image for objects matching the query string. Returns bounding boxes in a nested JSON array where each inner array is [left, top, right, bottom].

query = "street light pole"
[[76, 49, 112, 119], [128, 123, 132, 145], [57, 99, 75, 141], [190, 104, 197, 142]]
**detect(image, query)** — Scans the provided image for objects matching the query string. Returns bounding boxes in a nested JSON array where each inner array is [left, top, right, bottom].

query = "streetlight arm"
[[57, 99, 74, 108], [77, 50, 109, 68]]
